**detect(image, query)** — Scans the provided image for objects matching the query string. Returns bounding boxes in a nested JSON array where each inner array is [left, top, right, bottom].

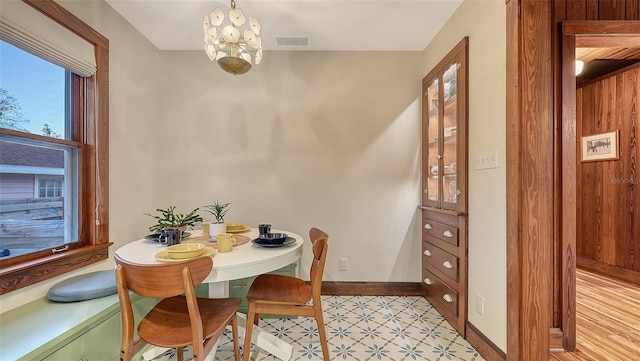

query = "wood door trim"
[[560, 28, 578, 351], [576, 36, 640, 47], [563, 20, 640, 35], [505, 1, 521, 359], [506, 1, 555, 359]]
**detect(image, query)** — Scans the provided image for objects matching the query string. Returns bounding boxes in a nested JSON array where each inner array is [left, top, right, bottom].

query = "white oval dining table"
[[115, 228, 303, 288], [114, 228, 303, 361]]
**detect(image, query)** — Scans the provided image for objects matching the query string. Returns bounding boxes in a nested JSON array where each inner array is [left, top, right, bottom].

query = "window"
[[0, 43, 77, 258], [0, 0, 109, 295], [37, 177, 64, 198]]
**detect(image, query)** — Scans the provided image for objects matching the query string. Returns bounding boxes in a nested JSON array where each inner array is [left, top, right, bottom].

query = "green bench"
[[0, 293, 156, 360]]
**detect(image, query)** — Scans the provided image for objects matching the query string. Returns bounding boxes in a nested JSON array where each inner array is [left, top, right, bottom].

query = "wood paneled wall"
[[556, 0, 640, 20], [508, 0, 640, 360], [576, 65, 640, 281]]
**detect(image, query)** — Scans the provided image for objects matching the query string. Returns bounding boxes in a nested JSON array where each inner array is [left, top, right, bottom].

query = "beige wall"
[[2, 2, 509, 353], [422, 0, 507, 351], [1, 0, 424, 310]]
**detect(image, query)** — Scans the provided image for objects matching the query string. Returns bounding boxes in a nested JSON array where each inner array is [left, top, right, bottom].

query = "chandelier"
[[203, 0, 262, 75]]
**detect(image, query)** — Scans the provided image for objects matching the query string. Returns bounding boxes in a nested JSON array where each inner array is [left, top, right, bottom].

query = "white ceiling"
[[104, 0, 464, 51]]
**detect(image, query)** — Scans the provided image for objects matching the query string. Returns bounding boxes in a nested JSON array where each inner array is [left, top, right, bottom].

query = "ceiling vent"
[[275, 36, 310, 47]]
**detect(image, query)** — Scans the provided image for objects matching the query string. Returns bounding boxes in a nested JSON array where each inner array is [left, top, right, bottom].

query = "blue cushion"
[[47, 270, 117, 302]]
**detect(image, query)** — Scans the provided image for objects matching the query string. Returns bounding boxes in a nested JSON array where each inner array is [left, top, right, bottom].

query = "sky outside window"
[[0, 40, 65, 137]]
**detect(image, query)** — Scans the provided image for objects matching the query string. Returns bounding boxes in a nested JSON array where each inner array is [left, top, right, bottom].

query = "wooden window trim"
[[0, 0, 110, 295]]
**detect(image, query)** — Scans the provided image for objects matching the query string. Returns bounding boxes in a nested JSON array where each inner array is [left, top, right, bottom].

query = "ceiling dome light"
[[575, 60, 584, 76], [203, 0, 262, 75]]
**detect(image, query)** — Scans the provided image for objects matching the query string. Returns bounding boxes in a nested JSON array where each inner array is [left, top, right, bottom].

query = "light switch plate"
[[475, 150, 498, 169]]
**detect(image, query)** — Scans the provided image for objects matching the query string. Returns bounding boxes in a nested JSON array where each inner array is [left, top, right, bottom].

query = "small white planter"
[[210, 222, 226, 237]]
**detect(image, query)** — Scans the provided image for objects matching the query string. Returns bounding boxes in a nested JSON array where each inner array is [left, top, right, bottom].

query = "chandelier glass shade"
[[203, 0, 262, 75]]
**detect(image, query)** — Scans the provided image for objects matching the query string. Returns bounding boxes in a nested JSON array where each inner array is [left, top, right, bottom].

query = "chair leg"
[[242, 302, 256, 361], [231, 314, 240, 361], [314, 309, 330, 361], [177, 347, 184, 361]]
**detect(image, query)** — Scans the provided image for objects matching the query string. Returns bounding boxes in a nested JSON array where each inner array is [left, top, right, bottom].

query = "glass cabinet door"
[[422, 58, 465, 211], [425, 78, 440, 206], [441, 62, 459, 211], [422, 38, 467, 213]]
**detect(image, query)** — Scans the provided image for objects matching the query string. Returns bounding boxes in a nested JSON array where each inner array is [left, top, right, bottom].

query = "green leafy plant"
[[203, 201, 231, 224], [145, 206, 203, 233]]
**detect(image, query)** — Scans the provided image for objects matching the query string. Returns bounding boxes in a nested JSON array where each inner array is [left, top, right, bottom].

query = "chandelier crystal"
[[203, 0, 262, 75]]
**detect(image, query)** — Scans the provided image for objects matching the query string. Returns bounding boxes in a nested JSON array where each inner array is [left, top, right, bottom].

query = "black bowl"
[[144, 231, 191, 242], [258, 232, 288, 244]]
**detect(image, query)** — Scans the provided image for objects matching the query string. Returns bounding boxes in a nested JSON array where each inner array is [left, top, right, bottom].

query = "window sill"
[[0, 243, 112, 295]]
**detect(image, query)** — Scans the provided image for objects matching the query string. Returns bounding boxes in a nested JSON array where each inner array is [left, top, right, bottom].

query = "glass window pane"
[[0, 139, 78, 258], [426, 78, 440, 202], [442, 62, 459, 204], [38, 176, 64, 198], [0, 40, 77, 260], [0, 41, 67, 139]]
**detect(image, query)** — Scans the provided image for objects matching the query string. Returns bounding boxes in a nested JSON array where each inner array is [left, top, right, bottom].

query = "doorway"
[[560, 20, 640, 352]]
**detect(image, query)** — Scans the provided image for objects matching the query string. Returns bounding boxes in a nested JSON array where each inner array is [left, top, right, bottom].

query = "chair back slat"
[[308, 228, 329, 296], [114, 254, 212, 299]]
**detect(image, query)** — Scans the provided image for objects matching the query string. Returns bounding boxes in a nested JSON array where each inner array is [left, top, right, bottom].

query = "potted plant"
[[145, 205, 203, 233], [204, 201, 231, 236]]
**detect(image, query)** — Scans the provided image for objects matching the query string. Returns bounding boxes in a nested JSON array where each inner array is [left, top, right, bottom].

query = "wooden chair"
[[242, 227, 330, 361], [114, 254, 241, 361]]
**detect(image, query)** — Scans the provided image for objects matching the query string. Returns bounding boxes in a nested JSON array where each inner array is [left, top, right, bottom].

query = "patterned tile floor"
[[212, 295, 484, 361]]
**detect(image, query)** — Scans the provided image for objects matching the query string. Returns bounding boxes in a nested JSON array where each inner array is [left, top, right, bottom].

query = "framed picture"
[[581, 130, 619, 162]]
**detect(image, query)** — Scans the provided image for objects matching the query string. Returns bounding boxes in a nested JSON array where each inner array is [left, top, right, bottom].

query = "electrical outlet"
[[339, 258, 348, 271], [475, 294, 484, 315]]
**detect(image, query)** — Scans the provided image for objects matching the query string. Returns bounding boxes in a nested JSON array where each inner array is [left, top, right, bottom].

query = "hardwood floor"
[[549, 268, 640, 361]]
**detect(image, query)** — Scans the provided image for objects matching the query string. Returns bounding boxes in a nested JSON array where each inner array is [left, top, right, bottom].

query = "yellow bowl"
[[167, 243, 206, 259]]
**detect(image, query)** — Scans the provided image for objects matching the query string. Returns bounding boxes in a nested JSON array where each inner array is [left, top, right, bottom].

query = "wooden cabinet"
[[420, 37, 468, 337]]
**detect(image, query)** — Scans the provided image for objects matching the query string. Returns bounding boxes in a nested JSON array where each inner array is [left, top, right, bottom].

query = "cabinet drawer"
[[42, 311, 119, 360], [229, 277, 254, 312], [42, 296, 158, 361], [423, 242, 458, 282], [423, 218, 458, 246], [422, 269, 458, 317]]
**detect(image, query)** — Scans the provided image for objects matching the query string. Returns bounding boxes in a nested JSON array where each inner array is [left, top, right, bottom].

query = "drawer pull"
[[424, 250, 432, 257], [424, 278, 433, 285], [443, 294, 454, 303], [443, 230, 454, 238], [443, 261, 454, 269], [424, 223, 433, 230]]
